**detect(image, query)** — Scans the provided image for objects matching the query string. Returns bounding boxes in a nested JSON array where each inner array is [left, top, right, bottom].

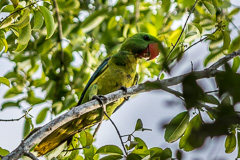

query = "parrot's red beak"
[[139, 43, 160, 60]]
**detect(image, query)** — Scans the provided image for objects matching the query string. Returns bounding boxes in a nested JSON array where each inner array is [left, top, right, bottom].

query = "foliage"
[[0, 0, 240, 159]]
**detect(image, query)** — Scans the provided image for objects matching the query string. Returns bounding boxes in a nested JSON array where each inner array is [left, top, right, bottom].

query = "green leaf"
[[11, 8, 30, 29], [182, 74, 204, 109], [0, 37, 8, 52], [135, 119, 143, 131], [203, 1, 216, 15], [107, 17, 117, 30], [23, 118, 30, 138], [191, 23, 202, 34], [127, 141, 139, 150], [237, 132, 240, 158], [39, 6, 55, 39], [0, 77, 10, 87], [177, 0, 194, 7], [169, 27, 182, 46], [222, 31, 231, 50], [0, 147, 9, 157], [203, 94, 219, 105], [131, 137, 149, 156], [164, 111, 190, 143], [225, 132, 236, 153], [1, 5, 14, 12], [81, 9, 108, 32], [4, 86, 23, 98], [229, 36, 240, 53], [206, 107, 218, 120], [0, 16, 14, 29], [161, 148, 172, 160], [33, 10, 44, 30], [96, 145, 123, 156], [232, 56, 240, 73], [126, 153, 142, 160], [149, 147, 163, 158], [17, 23, 31, 44], [83, 144, 95, 160], [204, 50, 223, 67], [179, 114, 203, 151], [1, 101, 19, 110], [216, 64, 240, 103], [63, 94, 76, 110], [10, 0, 19, 8], [100, 155, 123, 160], [79, 131, 93, 147], [185, 31, 197, 39], [229, 8, 240, 18], [36, 107, 49, 124], [162, 0, 171, 12], [13, 43, 28, 53]]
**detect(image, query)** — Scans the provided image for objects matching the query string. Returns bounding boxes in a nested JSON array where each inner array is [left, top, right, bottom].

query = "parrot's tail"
[[34, 110, 102, 156]]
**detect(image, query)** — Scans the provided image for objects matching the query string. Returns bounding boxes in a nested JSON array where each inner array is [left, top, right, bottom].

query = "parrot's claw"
[[92, 95, 107, 120], [119, 86, 130, 101], [92, 95, 107, 107]]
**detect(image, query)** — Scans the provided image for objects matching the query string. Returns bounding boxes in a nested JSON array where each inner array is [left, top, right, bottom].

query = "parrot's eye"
[[143, 35, 150, 41]]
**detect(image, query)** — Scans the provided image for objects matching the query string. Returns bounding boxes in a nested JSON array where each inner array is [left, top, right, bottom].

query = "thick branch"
[[3, 49, 240, 160]]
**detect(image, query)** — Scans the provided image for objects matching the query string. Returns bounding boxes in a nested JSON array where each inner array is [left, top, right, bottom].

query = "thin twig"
[[158, 29, 217, 79], [205, 90, 219, 94], [63, 147, 84, 152], [24, 152, 38, 160], [226, 16, 240, 33], [0, 0, 42, 28], [52, 0, 65, 72], [167, 0, 199, 59], [183, 29, 218, 54], [78, 51, 95, 71], [161, 86, 184, 101], [93, 122, 102, 138], [0, 115, 25, 122], [103, 112, 128, 156]]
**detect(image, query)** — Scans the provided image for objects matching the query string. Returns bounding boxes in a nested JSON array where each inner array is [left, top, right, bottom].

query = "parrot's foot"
[[119, 86, 130, 100], [92, 95, 107, 111], [92, 95, 107, 105]]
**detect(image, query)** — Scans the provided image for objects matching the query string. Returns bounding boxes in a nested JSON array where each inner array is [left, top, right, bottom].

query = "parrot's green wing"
[[77, 56, 111, 105], [113, 73, 139, 113]]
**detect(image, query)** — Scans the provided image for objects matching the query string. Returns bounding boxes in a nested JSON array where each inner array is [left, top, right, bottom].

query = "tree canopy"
[[1, 0, 240, 159]]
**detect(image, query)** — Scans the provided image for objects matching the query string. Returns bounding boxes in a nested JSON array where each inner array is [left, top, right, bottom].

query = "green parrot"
[[34, 32, 161, 156]]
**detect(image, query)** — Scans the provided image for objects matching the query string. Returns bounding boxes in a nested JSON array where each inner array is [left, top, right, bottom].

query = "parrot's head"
[[120, 32, 161, 60]]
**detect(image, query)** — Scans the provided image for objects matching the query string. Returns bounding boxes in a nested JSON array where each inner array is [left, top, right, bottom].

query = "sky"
[[0, 0, 240, 159]]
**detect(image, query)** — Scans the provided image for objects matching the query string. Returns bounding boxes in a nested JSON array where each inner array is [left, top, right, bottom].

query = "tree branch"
[[3, 49, 240, 160], [167, 0, 199, 59], [0, 0, 42, 28]]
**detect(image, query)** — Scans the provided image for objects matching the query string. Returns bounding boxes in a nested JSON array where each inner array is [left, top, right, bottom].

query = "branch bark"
[[3, 49, 240, 160]]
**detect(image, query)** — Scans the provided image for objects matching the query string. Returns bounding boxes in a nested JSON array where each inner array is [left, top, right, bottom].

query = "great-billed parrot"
[[34, 32, 161, 156]]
